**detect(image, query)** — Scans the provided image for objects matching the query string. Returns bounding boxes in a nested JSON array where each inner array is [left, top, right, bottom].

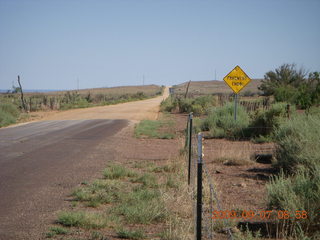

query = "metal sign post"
[[234, 93, 238, 121]]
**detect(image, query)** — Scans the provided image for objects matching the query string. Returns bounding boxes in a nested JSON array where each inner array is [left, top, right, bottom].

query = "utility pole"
[[143, 74, 145, 86], [215, 69, 217, 80]]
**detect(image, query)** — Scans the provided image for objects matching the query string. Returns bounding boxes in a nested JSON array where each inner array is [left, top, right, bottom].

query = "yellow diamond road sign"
[[223, 65, 251, 94]]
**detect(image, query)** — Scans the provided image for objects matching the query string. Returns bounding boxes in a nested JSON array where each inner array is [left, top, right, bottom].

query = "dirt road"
[[34, 87, 169, 122], [0, 87, 169, 239]]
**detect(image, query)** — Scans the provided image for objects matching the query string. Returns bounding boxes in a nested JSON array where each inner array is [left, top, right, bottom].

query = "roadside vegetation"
[[161, 63, 320, 239], [0, 85, 164, 128], [259, 64, 320, 110], [0, 101, 21, 127], [134, 114, 175, 139], [46, 154, 193, 240], [266, 113, 320, 239]]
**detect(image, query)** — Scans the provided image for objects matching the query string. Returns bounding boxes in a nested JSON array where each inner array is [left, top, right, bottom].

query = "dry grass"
[[203, 139, 274, 164], [173, 79, 262, 96], [35, 84, 162, 96], [159, 154, 194, 240]]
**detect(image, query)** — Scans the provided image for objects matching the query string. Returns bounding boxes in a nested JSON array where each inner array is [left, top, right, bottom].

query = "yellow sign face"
[[223, 65, 251, 94]]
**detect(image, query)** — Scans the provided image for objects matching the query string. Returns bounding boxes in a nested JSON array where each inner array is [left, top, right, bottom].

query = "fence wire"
[[187, 117, 234, 240]]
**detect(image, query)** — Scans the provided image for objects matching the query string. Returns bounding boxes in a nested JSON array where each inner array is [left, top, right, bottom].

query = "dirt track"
[[0, 88, 169, 239], [31, 87, 169, 122]]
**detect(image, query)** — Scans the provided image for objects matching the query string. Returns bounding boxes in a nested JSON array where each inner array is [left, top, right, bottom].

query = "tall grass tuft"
[[201, 103, 250, 139]]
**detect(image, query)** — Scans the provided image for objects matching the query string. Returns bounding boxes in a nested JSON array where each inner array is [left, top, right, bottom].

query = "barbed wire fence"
[[186, 113, 234, 240]]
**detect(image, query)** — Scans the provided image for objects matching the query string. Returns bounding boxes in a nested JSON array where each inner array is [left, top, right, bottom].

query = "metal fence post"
[[188, 112, 193, 185], [234, 93, 238, 121], [197, 133, 203, 240]]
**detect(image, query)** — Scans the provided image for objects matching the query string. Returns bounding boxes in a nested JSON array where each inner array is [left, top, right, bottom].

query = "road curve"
[[0, 119, 128, 240]]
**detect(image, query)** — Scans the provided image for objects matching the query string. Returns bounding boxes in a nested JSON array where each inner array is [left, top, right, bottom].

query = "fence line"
[[186, 113, 234, 240]]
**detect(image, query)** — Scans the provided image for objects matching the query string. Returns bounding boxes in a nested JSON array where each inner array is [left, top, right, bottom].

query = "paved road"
[[0, 119, 128, 239]]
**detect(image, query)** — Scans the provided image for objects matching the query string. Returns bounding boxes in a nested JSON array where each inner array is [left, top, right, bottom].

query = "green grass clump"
[[134, 120, 174, 139], [117, 228, 145, 239], [0, 102, 20, 127], [103, 164, 138, 179], [131, 173, 158, 187], [201, 103, 250, 139], [48, 226, 69, 235], [72, 179, 124, 207], [57, 211, 106, 229], [114, 188, 166, 224]]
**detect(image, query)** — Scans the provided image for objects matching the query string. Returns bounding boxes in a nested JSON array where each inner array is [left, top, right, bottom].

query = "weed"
[[103, 164, 137, 179], [131, 173, 158, 187], [72, 179, 124, 207], [90, 231, 106, 240], [57, 211, 106, 229], [48, 226, 69, 235], [166, 175, 179, 189], [114, 188, 166, 224], [117, 228, 145, 239]]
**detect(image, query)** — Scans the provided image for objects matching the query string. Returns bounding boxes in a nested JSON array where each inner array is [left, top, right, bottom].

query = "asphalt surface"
[[0, 119, 128, 240]]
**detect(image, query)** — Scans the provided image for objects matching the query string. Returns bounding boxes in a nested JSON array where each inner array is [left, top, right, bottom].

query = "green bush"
[[273, 114, 320, 173], [247, 102, 293, 137], [160, 95, 216, 116], [200, 103, 250, 139], [274, 85, 298, 102], [0, 103, 20, 127], [160, 97, 177, 112], [267, 113, 320, 238], [267, 168, 320, 238]]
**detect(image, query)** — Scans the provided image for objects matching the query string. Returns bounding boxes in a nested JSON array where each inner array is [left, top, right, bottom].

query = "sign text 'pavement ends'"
[[223, 65, 251, 94]]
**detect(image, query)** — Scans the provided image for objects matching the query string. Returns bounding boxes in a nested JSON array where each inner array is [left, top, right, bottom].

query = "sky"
[[0, 0, 320, 90]]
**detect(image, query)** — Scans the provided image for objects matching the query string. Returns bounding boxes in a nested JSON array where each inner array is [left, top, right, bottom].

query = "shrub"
[[201, 103, 250, 139], [247, 102, 293, 137], [160, 95, 216, 115], [267, 168, 320, 237], [0, 103, 20, 127], [273, 114, 320, 173], [267, 113, 320, 238], [160, 96, 177, 112]]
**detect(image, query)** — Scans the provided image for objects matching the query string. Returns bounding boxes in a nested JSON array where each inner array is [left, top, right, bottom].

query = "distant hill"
[[0, 89, 63, 93], [172, 79, 262, 95]]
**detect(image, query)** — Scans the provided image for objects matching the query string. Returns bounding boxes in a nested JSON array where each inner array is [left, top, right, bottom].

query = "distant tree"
[[259, 65, 320, 109], [309, 72, 320, 105], [259, 64, 307, 96], [11, 85, 21, 93]]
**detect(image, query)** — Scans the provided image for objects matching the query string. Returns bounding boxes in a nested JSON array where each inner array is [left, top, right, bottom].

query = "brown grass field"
[[24, 84, 163, 97], [172, 79, 262, 96]]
